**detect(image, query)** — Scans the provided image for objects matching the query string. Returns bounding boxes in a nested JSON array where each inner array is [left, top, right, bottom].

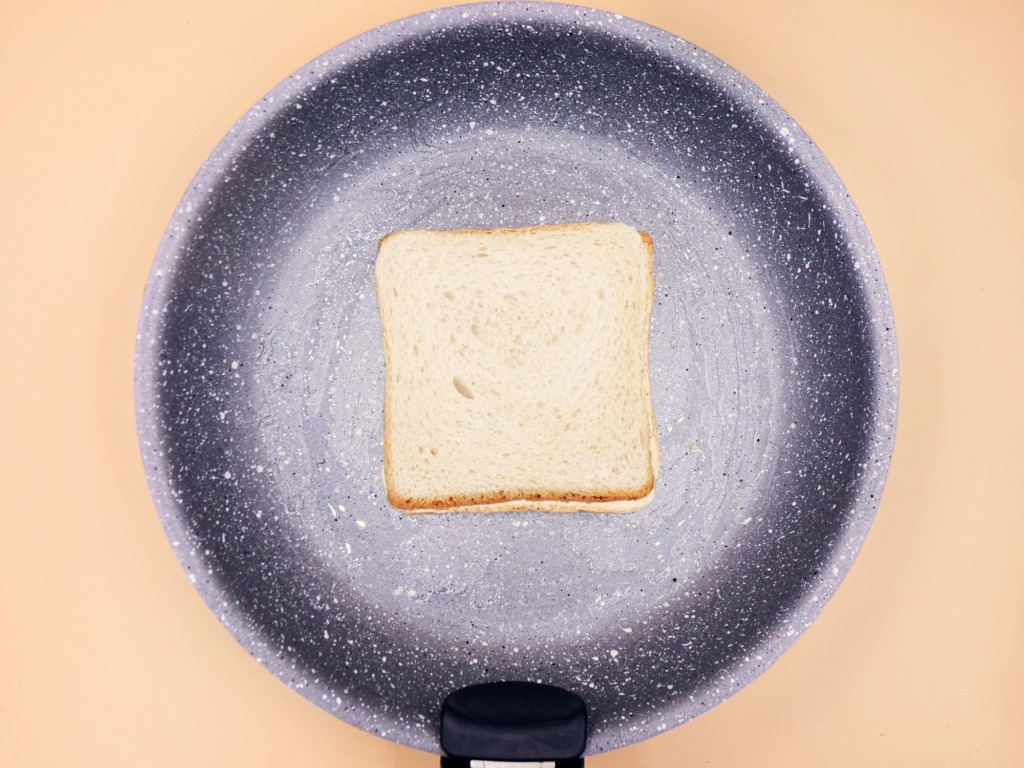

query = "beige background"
[[2, 0, 1022, 765]]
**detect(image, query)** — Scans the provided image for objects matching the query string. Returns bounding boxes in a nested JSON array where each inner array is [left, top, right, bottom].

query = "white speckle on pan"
[[137, 0, 897, 755]]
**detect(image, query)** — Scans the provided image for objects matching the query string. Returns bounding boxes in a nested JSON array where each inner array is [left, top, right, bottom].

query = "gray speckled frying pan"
[[135, 1, 897, 757]]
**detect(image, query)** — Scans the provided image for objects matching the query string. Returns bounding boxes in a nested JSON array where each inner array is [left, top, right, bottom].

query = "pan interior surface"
[[135, 3, 897, 754]]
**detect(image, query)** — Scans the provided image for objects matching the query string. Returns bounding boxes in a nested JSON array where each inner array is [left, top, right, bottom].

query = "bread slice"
[[374, 222, 658, 513]]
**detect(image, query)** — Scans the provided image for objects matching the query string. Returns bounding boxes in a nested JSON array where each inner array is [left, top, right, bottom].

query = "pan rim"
[[134, 1, 899, 754]]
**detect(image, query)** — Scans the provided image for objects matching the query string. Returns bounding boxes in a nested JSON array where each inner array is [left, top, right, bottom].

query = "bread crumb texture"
[[375, 222, 658, 513]]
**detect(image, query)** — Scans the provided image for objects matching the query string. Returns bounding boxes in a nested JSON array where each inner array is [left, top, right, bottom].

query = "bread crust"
[[402, 487, 657, 514], [378, 221, 632, 249], [376, 222, 659, 513]]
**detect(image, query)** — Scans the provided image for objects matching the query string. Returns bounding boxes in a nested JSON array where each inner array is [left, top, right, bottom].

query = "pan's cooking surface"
[[136, 3, 896, 754]]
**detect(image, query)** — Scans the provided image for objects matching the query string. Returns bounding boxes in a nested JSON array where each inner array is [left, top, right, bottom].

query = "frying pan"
[[135, 2, 897, 760]]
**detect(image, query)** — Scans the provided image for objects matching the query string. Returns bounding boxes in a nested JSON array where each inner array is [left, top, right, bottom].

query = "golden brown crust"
[[637, 229, 660, 478], [377, 231, 399, 250], [376, 222, 658, 513], [638, 230, 654, 252], [386, 473, 656, 511], [404, 487, 657, 514]]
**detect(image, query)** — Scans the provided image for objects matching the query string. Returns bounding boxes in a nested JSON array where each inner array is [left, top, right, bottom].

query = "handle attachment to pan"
[[440, 681, 587, 768]]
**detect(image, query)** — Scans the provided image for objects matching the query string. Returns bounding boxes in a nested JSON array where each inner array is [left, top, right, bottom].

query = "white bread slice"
[[374, 222, 658, 513]]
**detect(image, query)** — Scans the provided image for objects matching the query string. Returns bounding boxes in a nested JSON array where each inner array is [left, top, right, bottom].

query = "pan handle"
[[441, 761, 582, 768], [439, 681, 587, 767]]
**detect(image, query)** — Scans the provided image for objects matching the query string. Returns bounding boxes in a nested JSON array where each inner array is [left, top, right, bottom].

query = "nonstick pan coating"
[[135, 3, 897, 754]]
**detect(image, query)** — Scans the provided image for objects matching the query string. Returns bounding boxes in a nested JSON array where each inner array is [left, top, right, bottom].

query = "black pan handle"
[[440, 681, 587, 767]]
